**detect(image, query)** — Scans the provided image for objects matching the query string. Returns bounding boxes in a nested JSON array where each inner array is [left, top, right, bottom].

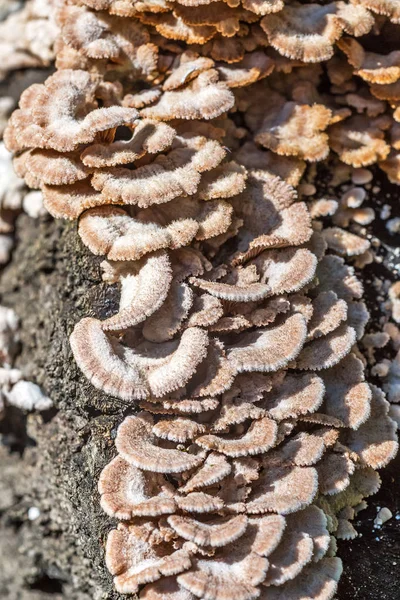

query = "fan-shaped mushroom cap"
[[194, 161, 247, 201], [329, 115, 390, 167], [107, 522, 192, 594], [102, 251, 172, 330], [153, 416, 205, 443], [240, 0, 284, 15], [316, 453, 355, 495], [81, 120, 176, 167], [261, 3, 373, 63], [190, 275, 270, 302], [176, 492, 225, 514], [142, 70, 234, 120], [142, 282, 194, 342], [356, 0, 400, 23], [252, 247, 317, 296], [189, 338, 236, 398], [91, 135, 226, 208], [264, 506, 329, 587], [180, 452, 231, 493], [261, 557, 342, 600], [321, 227, 370, 257], [216, 51, 274, 88], [380, 150, 400, 184], [196, 416, 278, 457], [186, 294, 224, 328], [140, 398, 219, 416], [321, 354, 372, 429], [211, 397, 267, 432], [162, 57, 215, 91], [23, 149, 91, 186], [227, 313, 307, 373], [99, 456, 176, 518], [10, 70, 139, 153], [178, 542, 269, 600], [58, 5, 150, 60], [42, 180, 105, 219], [343, 385, 398, 468], [116, 413, 204, 473], [247, 463, 318, 514], [316, 255, 363, 301], [338, 37, 400, 84], [232, 191, 312, 264], [347, 301, 369, 341], [279, 430, 334, 467], [296, 325, 356, 371], [141, 577, 196, 600], [167, 514, 248, 547], [78, 206, 199, 261], [143, 13, 216, 45], [254, 100, 331, 161], [172, 4, 257, 38], [235, 142, 306, 187], [70, 319, 209, 400], [263, 373, 325, 421], [307, 292, 347, 340]]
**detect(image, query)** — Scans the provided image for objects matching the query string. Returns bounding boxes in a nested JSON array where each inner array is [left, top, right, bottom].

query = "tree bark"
[[0, 213, 126, 599]]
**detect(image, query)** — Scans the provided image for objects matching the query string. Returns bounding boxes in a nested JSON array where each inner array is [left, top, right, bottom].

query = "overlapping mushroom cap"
[[5, 0, 400, 598]]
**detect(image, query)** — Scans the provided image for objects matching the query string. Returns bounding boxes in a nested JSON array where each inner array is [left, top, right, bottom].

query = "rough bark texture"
[[0, 197, 399, 599], [0, 213, 126, 600]]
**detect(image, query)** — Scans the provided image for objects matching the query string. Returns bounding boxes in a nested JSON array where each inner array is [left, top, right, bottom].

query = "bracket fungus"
[[5, 0, 400, 597]]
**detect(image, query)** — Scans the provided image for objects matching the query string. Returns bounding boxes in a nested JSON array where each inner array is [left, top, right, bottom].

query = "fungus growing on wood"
[[5, 0, 400, 597]]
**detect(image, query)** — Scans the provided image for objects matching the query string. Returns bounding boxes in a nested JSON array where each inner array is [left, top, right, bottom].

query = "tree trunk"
[[0, 213, 125, 599]]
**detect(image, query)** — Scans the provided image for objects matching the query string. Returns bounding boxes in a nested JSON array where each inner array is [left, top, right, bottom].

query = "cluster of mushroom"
[[4, 0, 400, 598]]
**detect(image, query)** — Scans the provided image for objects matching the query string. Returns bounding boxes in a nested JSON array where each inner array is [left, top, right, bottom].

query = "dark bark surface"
[[0, 208, 399, 599]]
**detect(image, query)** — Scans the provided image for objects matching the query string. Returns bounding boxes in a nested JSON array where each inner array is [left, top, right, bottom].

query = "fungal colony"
[[5, 0, 400, 598]]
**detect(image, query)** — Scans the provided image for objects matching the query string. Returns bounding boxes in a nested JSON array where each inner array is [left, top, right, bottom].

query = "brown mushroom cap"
[[263, 373, 325, 421], [70, 318, 209, 400], [260, 557, 342, 600], [247, 462, 318, 515], [321, 353, 372, 429], [178, 545, 269, 600], [296, 324, 356, 371], [263, 505, 329, 587], [98, 456, 176, 518], [91, 135, 227, 208], [261, 3, 373, 63], [180, 452, 231, 492], [102, 250, 173, 330], [10, 70, 139, 153], [116, 412, 204, 473], [227, 313, 307, 373], [78, 206, 199, 261], [81, 119, 176, 167], [356, 0, 400, 23], [141, 577, 196, 600], [142, 70, 234, 120], [196, 416, 278, 457], [167, 514, 248, 547], [107, 522, 192, 594], [343, 385, 398, 468]]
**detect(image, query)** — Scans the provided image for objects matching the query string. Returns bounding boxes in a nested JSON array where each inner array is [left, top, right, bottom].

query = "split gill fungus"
[[5, 0, 400, 598]]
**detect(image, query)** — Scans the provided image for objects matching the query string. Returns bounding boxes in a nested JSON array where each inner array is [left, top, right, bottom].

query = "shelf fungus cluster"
[[4, 0, 400, 598]]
